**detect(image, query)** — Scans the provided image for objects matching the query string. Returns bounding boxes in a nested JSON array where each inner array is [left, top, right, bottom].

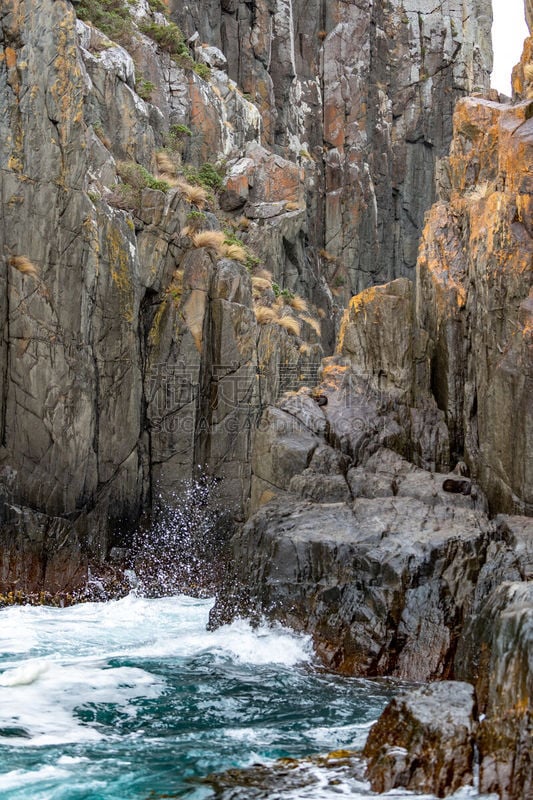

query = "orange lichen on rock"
[[319, 359, 348, 390], [5, 46, 17, 69], [416, 94, 533, 514], [512, 34, 533, 99]]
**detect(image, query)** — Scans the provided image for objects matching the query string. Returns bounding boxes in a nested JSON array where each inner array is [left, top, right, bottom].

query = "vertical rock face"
[[417, 97, 533, 515], [0, 0, 525, 606], [170, 0, 492, 295], [0, 0, 323, 593], [456, 582, 533, 800]]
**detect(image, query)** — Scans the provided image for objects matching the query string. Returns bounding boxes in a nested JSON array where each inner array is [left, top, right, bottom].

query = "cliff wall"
[[171, 0, 492, 296], [0, 0, 323, 592], [0, 0, 493, 593]]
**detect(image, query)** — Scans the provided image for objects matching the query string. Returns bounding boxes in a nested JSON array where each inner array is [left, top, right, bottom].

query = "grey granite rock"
[[363, 682, 477, 796]]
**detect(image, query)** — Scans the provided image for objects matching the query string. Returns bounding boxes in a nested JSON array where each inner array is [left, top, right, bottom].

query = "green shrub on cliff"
[[109, 161, 170, 210], [139, 21, 189, 57], [135, 76, 156, 102], [139, 21, 210, 80], [76, 0, 133, 45], [183, 162, 225, 193]]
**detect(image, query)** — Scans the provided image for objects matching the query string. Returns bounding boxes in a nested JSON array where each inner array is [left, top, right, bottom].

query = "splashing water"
[[130, 476, 232, 597], [0, 595, 496, 799]]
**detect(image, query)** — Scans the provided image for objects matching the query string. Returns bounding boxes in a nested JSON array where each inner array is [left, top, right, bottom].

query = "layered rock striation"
[[0, 0, 495, 594], [0, 0, 323, 593], [171, 0, 492, 294]]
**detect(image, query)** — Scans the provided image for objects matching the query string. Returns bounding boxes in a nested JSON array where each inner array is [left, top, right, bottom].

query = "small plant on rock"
[[184, 162, 225, 193], [9, 255, 39, 278], [184, 210, 207, 234], [136, 77, 156, 102], [155, 149, 178, 179], [109, 161, 169, 209], [176, 180, 209, 208], [139, 20, 188, 56], [255, 306, 279, 325], [147, 0, 167, 12], [166, 123, 193, 150], [290, 295, 308, 312], [221, 242, 248, 262], [76, 0, 134, 46], [277, 311, 301, 337], [191, 230, 226, 251]]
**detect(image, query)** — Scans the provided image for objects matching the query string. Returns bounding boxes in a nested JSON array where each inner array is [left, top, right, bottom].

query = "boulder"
[[211, 493, 504, 680], [363, 682, 477, 797]]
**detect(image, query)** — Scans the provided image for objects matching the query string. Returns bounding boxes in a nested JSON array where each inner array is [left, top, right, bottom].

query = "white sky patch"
[[491, 0, 529, 94]]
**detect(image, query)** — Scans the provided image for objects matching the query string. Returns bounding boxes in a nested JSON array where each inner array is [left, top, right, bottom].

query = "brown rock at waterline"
[[363, 681, 477, 797], [210, 493, 508, 680], [455, 581, 533, 800]]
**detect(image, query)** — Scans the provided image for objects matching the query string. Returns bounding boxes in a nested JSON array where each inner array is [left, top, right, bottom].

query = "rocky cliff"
[[208, 29, 533, 793], [0, 0, 316, 592], [0, 0, 531, 796], [171, 0, 492, 296], [0, 0, 495, 594]]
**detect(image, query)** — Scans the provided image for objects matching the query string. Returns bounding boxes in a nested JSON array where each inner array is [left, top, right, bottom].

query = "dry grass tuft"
[[277, 314, 301, 336], [9, 256, 39, 278], [251, 276, 273, 292], [319, 248, 337, 263], [192, 230, 226, 250], [300, 314, 321, 336], [255, 306, 279, 325], [166, 269, 184, 305], [290, 295, 308, 313], [236, 216, 250, 230], [255, 268, 273, 281], [221, 243, 248, 263], [155, 150, 178, 177], [176, 180, 209, 208]]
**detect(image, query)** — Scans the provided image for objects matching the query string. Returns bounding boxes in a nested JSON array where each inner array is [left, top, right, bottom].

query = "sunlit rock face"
[[171, 0, 492, 295], [417, 96, 533, 515]]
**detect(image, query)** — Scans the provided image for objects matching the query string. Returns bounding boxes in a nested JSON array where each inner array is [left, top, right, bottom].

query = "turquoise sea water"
[[0, 595, 492, 799]]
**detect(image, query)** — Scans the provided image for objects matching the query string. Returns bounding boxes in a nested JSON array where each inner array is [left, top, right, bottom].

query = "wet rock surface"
[[211, 488, 521, 681], [457, 581, 533, 800], [363, 681, 477, 796], [198, 749, 368, 799]]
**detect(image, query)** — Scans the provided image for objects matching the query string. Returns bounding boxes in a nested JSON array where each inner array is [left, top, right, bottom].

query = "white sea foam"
[[0, 594, 312, 665], [0, 595, 496, 799], [307, 720, 376, 750], [0, 660, 50, 686], [281, 768, 498, 800], [0, 659, 163, 745], [0, 765, 70, 792], [0, 595, 312, 748]]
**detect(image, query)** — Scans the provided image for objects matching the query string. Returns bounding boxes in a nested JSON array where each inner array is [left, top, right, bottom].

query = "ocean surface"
[[0, 594, 494, 800]]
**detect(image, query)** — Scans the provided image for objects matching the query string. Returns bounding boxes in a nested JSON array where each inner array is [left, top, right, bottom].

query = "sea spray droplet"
[[130, 473, 234, 597]]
